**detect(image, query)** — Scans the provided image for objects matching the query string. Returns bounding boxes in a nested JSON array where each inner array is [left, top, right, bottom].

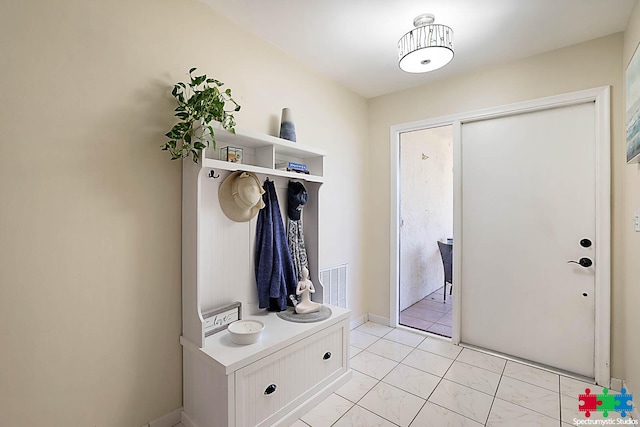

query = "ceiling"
[[201, 0, 636, 98]]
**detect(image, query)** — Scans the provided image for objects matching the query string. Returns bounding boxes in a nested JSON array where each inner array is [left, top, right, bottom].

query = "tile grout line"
[[400, 346, 488, 425], [347, 325, 443, 426], [483, 355, 508, 426], [347, 325, 573, 426], [558, 375, 563, 426], [492, 376, 563, 422]]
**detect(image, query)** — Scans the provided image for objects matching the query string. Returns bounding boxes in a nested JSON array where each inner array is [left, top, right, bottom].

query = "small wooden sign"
[[203, 302, 242, 337]]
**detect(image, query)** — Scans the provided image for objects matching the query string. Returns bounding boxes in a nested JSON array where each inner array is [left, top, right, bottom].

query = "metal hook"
[[208, 170, 220, 179]]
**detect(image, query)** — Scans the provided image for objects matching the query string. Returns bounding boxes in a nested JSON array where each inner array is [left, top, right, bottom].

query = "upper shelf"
[[201, 158, 324, 183], [201, 123, 325, 182], [213, 124, 327, 158]]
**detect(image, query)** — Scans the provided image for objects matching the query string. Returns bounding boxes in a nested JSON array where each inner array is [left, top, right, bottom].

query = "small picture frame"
[[202, 301, 242, 337], [220, 146, 243, 163]]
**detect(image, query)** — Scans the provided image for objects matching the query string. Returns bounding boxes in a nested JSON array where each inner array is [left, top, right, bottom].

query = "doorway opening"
[[398, 125, 453, 337]]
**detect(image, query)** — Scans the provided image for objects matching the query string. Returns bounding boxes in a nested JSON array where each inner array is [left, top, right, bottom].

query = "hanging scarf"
[[286, 181, 309, 280], [288, 219, 308, 281]]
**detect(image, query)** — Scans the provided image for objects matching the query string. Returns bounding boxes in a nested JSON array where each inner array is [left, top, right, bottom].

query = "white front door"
[[459, 100, 604, 378]]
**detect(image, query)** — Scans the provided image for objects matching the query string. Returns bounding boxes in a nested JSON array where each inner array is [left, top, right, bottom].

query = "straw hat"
[[218, 171, 266, 222]]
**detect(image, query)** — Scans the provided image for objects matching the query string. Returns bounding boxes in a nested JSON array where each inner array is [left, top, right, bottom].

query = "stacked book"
[[276, 161, 309, 174]]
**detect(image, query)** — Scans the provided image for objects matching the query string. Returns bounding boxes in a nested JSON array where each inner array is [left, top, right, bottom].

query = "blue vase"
[[279, 108, 296, 142]]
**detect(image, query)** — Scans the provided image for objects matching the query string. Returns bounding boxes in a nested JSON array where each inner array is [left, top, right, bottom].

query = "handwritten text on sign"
[[203, 307, 239, 335]]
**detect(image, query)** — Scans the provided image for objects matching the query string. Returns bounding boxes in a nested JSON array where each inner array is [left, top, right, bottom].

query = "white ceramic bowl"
[[228, 320, 264, 345]]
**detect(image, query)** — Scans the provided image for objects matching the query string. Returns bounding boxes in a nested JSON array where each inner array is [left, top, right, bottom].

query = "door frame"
[[390, 86, 610, 385]]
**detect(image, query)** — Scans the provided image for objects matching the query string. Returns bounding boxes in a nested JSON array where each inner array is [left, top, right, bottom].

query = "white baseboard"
[[350, 314, 393, 330], [350, 314, 367, 330], [367, 314, 390, 326], [611, 377, 623, 392], [149, 407, 182, 427], [181, 411, 196, 427]]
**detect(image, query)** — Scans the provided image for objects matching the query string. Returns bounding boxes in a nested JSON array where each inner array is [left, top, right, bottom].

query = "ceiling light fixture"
[[398, 13, 454, 73]]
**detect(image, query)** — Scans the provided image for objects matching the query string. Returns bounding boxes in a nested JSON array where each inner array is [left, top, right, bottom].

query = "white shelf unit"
[[181, 124, 350, 427], [204, 124, 325, 183]]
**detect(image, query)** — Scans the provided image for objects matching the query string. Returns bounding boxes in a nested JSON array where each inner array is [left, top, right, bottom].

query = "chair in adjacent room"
[[437, 240, 453, 302]]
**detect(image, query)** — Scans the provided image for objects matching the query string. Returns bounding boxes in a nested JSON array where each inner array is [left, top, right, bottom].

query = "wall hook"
[[208, 170, 220, 179]]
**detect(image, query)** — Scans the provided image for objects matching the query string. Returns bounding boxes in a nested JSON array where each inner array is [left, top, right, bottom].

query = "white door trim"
[[389, 86, 610, 385]]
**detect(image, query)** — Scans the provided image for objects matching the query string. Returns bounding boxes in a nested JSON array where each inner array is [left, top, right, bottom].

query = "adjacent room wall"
[[399, 127, 453, 310], [0, 0, 368, 425], [622, 0, 640, 401], [366, 33, 626, 378]]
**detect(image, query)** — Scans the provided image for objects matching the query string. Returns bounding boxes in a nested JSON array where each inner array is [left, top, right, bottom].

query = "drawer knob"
[[264, 384, 277, 395], [323, 351, 332, 360]]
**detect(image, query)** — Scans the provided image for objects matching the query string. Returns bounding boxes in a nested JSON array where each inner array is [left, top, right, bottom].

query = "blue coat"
[[255, 179, 297, 311]]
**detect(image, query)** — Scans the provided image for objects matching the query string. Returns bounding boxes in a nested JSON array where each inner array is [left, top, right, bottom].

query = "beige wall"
[[0, 0, 368, 425], [367, 34, 626, 377], [622, 0, 640, 399]]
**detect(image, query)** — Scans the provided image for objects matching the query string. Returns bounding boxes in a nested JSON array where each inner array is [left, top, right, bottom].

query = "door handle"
[[567, 258, 593, 268]]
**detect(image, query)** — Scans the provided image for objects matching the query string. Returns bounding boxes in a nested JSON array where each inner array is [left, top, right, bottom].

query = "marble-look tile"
[[428, 379, 494, 424], [455, 349, 506, 374], [382, 363, 440, 400], [402, 348, 454, 377], [350, 350, 399, 380], [332, 404, 397, 427], [351, 330, 379, 349], [335, 370, 379, 403], [560, 393, 622, 423], [503, 361, 559, 392], [367, 338, 414, 362], [410, 402, 483, 427], [418, 337, 462, 359], [399, 315, 433, 331], [496, 376, 560, 420], [289, 420, 310, 427], [414, 300, 451, 313], [436, 315, 453, 327], [426, 323, 452, 337], [444, 361, 501, 395], [350, 345, 363, 359], [301, 393, 353, 427], [487, 397, 558, 427], [359, 382, 426, 427], [402, 306, 446, 322], [559, 375, 603, 398], [355, 321, 394, 338], [384, 328, 426, 347]]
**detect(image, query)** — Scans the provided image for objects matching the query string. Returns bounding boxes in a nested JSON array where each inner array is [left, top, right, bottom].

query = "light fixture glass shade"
[[398, 20, 454, 73]]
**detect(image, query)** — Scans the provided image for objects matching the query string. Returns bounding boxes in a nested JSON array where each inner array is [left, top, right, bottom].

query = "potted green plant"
[[162, 68, 241, 163]]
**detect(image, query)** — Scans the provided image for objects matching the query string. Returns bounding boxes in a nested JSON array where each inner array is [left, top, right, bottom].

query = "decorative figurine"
[[295, 267, 321, 314]]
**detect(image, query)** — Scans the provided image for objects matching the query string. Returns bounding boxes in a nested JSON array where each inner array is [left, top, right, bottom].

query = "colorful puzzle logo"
[[579, 388, 634, 418]]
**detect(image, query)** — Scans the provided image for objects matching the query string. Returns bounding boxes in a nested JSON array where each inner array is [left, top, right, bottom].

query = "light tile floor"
[[294, 322, 634, 427], [400, 286, 453, 337]]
